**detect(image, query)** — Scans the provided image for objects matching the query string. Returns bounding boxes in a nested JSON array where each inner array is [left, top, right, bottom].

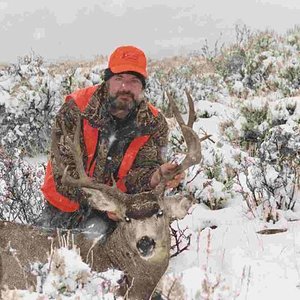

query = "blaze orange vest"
[[41, 85, 159, 212]]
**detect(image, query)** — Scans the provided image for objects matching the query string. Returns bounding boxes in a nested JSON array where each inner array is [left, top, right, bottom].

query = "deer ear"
[[82, 188, 125, 218], [164, 194, 194, 220]]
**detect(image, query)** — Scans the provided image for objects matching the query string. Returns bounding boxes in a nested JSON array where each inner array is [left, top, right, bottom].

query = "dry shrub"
[[155, 274, 186, 300], [149, 55, 215, 79], [48, 55, 107, 75]]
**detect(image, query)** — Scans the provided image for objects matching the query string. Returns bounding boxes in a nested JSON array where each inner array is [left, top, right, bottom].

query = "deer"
[[0, 91, 210, 300]]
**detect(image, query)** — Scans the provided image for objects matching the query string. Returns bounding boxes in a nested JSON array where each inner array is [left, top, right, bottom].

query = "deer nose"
[[136, 236, 156, 257]]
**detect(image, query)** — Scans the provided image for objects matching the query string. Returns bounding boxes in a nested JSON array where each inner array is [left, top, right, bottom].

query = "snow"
[[24, 154, 48, 165], [1, 246, 123, 300], [167, 201, 300, 299]]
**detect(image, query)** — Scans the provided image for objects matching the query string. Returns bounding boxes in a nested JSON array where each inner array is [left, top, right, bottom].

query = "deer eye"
[[125, 216, 131, 223], [157, 209, 164, 217]]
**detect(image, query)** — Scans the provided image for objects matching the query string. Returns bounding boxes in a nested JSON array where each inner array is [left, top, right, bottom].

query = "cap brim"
[[110, 65, 147, 78]]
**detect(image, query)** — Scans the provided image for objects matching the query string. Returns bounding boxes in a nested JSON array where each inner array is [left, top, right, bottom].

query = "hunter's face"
[[107, 73, 143, 119]]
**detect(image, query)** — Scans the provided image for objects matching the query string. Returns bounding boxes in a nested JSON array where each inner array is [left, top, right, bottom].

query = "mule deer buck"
[[0, 91, 210, 299]]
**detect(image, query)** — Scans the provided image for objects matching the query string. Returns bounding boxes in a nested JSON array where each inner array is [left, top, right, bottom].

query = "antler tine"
[[185, 88, 196, 128], [166, 91, 185, 127], [166, 90, 211, 179]]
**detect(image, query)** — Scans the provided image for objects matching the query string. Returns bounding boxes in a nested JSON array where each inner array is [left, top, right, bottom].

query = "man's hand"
[[150, 163, 185, 189]]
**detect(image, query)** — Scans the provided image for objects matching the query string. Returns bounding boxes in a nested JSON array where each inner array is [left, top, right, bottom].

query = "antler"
[[60, 118, 113, 191], [164, 90, 211, 180], [52, 115, 129, 213]]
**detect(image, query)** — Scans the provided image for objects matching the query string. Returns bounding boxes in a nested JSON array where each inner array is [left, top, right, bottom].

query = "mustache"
[[108, 93, 136, 111], [115, 90, 135, 99]]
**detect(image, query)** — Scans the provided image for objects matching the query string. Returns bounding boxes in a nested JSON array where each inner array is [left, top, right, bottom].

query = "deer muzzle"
[[136, 236, 156, 257]]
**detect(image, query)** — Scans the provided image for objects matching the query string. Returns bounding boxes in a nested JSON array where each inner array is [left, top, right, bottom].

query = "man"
[[40, 45, 184, 231]]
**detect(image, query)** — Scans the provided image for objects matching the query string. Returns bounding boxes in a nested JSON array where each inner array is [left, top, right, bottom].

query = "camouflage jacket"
[[50, 83, 168, 206]]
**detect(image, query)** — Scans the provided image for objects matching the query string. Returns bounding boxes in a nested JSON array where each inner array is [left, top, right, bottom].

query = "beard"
[[108, 91, 138, 118]]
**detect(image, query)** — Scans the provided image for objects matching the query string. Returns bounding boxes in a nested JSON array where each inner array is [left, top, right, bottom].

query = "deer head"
[[82, 187, 194, 261]]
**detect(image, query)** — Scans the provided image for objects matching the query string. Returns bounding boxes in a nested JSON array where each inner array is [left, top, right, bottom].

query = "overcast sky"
[[1, 0, 300, 63]]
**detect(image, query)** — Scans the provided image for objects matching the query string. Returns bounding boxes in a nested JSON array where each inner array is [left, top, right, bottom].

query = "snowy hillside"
[[0, 28, 299, 299]]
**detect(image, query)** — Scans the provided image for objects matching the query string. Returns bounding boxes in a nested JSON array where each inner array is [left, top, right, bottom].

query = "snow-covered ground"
[[170, 199, 300, 299]]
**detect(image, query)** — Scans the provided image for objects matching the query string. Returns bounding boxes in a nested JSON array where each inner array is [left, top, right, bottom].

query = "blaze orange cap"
[[108, 45, 148, 78]]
